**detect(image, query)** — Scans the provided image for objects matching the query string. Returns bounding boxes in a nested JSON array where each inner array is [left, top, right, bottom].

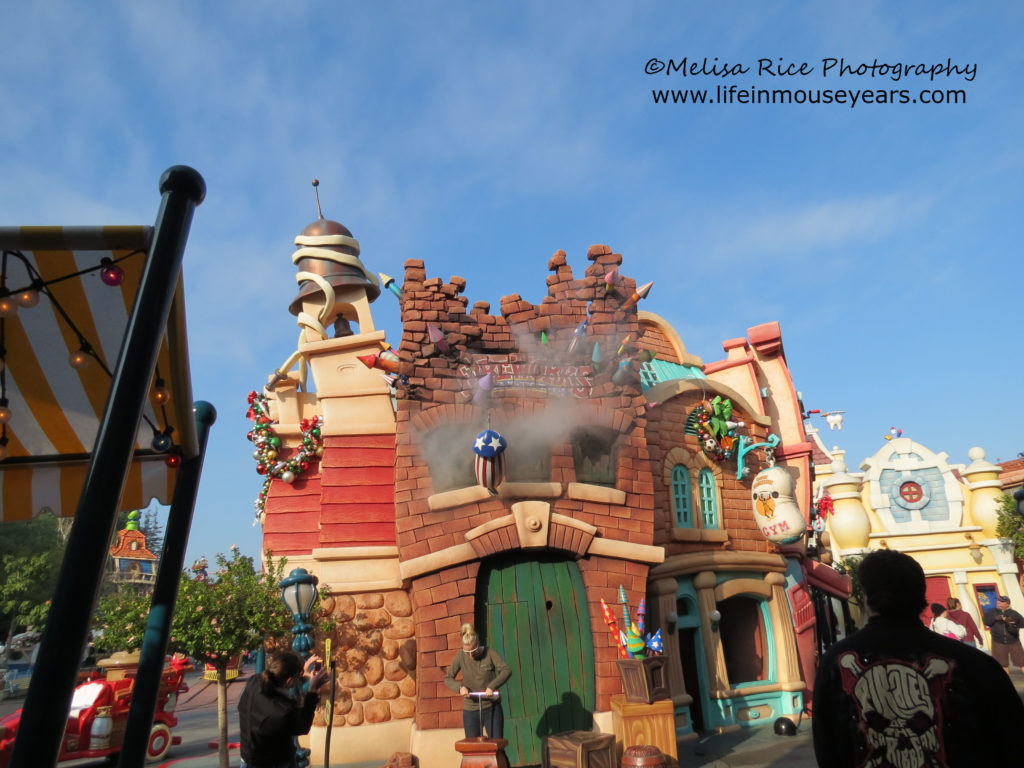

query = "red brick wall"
[[646, 392, 773, 557], [393, 245, 658, 726]]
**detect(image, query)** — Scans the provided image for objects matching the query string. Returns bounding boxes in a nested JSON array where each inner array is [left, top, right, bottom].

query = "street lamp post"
[[280, 567, 319, 768]]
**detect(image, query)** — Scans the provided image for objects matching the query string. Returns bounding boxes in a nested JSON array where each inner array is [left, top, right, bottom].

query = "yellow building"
[[811, 433, 1022, 633]]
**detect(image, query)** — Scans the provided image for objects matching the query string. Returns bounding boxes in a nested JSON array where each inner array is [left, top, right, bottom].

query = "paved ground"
[[4, 668, 1024, 767]]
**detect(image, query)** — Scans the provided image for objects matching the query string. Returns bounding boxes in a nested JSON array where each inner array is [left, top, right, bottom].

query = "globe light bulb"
[[151, 433, 173, 452], [0, 406, 11, 424], [99, 261, 125, 287], [69, 349, 90, 369], [165, 454, 182, 468], [0, 297, 19, 317], [15, 289, 40, 308], [154, 385, 171, 405]]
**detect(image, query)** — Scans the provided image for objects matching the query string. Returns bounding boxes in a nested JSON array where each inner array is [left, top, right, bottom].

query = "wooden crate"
[[542, 731, 616, 768], [615, 658, 669, 704], [610, 695, 677, 760]]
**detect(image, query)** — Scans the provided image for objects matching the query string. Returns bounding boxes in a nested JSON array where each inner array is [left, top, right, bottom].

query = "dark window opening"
[[503, 424, 552, 483], [420, 424, 477, 492], [719, 595, 768, 685], [572, 428, 618, 486]]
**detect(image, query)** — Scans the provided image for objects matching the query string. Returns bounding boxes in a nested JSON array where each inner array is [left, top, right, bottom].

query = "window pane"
[[699, 468, 718, 528], [671, 465, 692, 527]]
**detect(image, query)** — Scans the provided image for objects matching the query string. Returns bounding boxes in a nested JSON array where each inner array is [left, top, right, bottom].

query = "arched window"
[[671, 465, 692, 527], [699, 468, 718, 529]]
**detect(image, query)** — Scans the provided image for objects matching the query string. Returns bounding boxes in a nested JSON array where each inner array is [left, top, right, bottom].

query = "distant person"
[[812, 549, 1023, 767], [444, 623, 512, 739], [929, 603, 966, 640], [983, 595, 1024, 674], [945, 597, 984, 648], [238, 651, 329, 768]]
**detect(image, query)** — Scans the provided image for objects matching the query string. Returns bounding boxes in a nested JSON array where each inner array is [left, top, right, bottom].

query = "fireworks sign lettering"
[[460, 362, 594, 398]]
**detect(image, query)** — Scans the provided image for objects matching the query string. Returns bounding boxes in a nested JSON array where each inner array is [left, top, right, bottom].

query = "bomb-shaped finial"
[[751, 466, 806, 545], [288, 179, 380, 315]]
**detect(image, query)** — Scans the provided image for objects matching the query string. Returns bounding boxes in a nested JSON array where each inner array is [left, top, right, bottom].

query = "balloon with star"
[[473, 428, 507, 491]]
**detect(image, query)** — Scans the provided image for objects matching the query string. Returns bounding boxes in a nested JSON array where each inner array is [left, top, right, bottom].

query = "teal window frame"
[[671, 465, 692, 527], [699, 468, 719, 528]]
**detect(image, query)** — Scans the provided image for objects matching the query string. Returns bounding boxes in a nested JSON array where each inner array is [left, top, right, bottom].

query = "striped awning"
[[0, 226, 196, 521]]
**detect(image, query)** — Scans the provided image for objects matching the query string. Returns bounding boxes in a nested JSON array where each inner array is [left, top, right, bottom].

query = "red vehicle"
[[0, 654, 191, 765]]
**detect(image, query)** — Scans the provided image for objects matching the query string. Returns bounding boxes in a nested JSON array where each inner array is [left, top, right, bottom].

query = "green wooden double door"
[[480, 556, 596, 766]]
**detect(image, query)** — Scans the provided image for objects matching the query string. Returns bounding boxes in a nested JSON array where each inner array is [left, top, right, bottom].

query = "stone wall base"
[[306, 719, 413, 764]]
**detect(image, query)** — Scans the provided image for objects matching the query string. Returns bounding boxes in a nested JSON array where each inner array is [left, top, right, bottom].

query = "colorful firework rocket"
[[600, 599, 630, 659], [618, 584, 632, 635], [636, 597, 646, 636], [645, 629, 663, 655], [604, 269, 616, 293], [356, 346, 400, 374], [566, 320, 588, 355], [620, 280, 653, 311], [427, 322, 453, 355], [472, 372, 495, 407], [472, 428, 507, 491], [378, 272, 402, 300]]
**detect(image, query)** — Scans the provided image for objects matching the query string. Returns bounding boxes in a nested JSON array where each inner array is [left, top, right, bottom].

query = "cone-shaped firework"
[[636, 597, 646, 636], [540, 331, 548, 345], [604, 269, 616, 293], [357, 349, 400, 374], [617, 584, 632, 635], [427, 323, 452, 355], [379, 272, 402, 300], [566, 320, 588, 355], [621, 280, 653, 311], [617, 334, 633, 356], [625, 627, 646, 659], [472, 428, 507, 491], [591, 342, 602, 371], [645, 629, 664, 655], [612, 358, 634, 386], [600, 599, 630, 659], [472, 372, 495, 407]]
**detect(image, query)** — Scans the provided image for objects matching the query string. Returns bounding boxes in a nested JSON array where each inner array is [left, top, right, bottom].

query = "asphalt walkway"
[[156, 672, 1024, 768]]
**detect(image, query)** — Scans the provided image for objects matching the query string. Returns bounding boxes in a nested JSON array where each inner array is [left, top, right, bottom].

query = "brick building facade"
[[255, 215, 846, 765]]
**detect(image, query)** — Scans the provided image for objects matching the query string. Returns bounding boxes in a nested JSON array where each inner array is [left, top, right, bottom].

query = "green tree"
[[140, 508, 165, 561], [996, 493, 1024, 559], [96, 549, 292, 768], [0, 514, 65, 660]]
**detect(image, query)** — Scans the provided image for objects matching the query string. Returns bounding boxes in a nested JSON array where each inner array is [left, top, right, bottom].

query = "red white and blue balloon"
[[473, 428, 507, 491]]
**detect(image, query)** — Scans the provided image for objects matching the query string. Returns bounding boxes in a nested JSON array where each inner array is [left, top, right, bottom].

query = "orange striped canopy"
[[0, 227, 196, 521]]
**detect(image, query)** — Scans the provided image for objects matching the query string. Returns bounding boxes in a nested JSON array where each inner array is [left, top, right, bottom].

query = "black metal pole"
[[117, 401, 216, 768], [9, 166, 205, 768]]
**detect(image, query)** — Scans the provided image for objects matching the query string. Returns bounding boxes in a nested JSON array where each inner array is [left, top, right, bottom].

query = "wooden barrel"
[[620, 745, 665, 768]]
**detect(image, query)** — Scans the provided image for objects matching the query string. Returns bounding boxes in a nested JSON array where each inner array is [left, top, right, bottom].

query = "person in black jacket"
[[812, 549, 1024, 768], [238, 651, 330, 768]]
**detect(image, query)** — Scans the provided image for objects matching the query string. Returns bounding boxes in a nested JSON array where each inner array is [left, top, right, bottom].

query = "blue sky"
[[2, 2, 1021, 566]]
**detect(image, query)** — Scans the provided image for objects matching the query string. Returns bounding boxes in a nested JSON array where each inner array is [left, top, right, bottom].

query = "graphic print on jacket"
[[837, 652, 953, 768]]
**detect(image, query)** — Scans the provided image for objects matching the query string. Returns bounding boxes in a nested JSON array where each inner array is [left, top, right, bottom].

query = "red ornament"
[[165, 454, 182, 468], [99, 260, 125, 287]]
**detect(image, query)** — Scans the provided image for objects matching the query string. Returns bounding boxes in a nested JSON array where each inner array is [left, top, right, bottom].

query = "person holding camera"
[[238, 651, 330, 768], [983, 595, 1024, 674]]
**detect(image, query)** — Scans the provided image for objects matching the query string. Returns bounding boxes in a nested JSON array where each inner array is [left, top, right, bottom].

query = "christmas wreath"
[[692, 396, 737, 462], [246, 390, 324, 521]]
